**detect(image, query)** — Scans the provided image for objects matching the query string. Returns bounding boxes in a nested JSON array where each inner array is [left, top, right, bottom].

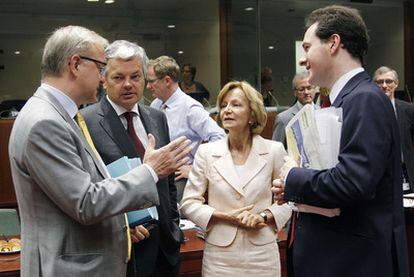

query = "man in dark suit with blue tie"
[[81, 40, 182, 277], [273, 5, 409, 277]]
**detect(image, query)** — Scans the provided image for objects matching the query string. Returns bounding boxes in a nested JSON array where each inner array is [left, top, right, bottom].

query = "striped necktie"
[[75, 111, 132, 261], [124, 112, 146, 159]]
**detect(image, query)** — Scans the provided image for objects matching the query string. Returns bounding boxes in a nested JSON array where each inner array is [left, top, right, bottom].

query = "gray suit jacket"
[[272, 102, 301, 146], [8, 87, 159, 277], [81, 97, 181, 275]]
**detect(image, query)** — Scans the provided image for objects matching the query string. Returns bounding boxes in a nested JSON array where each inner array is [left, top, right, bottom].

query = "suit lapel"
[[211, 138, 243, 195], [34, 89, 108, 177], [139, 105, 161, 147], [332, 71, 371, 107], [239, 136, 267, 188], [213, 151, 244, 195], [212, 136, 268, 194], [99, 97, 138, 158]]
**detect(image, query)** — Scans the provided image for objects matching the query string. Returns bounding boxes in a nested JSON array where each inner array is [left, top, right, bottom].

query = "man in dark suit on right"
[[273, 5, 409, 277], [373, 66, 414, 193], [82, 40, 182, 277]]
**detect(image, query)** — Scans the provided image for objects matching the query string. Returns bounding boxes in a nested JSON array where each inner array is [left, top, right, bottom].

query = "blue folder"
[[106, 156, 158, 228]]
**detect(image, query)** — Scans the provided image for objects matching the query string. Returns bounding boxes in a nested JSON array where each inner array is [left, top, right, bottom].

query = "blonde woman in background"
[[180, 80, 291, 276]]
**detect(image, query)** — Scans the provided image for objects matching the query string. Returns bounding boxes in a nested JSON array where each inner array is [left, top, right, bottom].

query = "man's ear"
[[68, 55, 81, 75], [329, 34, 341, 54]]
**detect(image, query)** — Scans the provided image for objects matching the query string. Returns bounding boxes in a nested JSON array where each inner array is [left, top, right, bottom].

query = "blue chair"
[[0, 209, 20, 237]]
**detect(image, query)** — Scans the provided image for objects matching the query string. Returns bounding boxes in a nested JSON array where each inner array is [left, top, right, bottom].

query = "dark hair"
[[183, 63, 196, 82], [305, 5, 369, 64]]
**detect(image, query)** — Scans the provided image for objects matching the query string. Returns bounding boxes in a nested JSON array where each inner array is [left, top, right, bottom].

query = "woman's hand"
[[210, 205, 266, 229], [237, 210, 267, 229], [210, 204, 254, 226]]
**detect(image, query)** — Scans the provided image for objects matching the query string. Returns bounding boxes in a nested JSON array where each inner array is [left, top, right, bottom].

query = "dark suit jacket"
[[395, 99, 414, 187], [81, 97, 181, 276], [284, 71, 409, 277]]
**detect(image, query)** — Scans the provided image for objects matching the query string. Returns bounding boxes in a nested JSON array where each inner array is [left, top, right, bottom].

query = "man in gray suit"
[[8, 26, 191, 277], [272, 72, 317, 147], [81, 40, 182, 276]]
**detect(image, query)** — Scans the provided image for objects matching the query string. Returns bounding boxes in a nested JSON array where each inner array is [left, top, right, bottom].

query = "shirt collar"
[[163, 86, 183, 108], [41, 83, 78, 118], [106, 95, 139, 117], [329, 67, 364, 104]]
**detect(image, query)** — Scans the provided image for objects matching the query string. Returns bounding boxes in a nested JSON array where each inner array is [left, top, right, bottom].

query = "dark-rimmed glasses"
[[79, 56, 107, 75]]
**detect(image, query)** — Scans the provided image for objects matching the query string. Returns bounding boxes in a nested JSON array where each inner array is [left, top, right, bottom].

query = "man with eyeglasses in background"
[[272, 71, 318, 147], [9, 26, 191, 277], [373, 66, 414, 194], [147, 56, 225, 203]]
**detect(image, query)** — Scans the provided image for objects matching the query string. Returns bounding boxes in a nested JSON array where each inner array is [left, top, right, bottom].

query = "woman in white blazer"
[[180, 81, 291, 276]]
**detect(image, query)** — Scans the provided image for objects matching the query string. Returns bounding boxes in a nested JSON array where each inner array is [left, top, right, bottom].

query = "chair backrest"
[[0, 99, 27, 111], [0, 209, 20, 237]]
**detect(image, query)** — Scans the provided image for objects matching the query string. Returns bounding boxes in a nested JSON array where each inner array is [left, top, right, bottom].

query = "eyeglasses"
[[375, 79, 395, 85], [79, 56, 107, 75], [146, 76, 165, 84], [295, 86, 315, 93]]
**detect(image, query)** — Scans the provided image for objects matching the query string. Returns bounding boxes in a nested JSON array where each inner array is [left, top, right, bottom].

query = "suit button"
[[123, 225, 128, 231], [124, 257, 129, 264], [235, 195, 241, 200]]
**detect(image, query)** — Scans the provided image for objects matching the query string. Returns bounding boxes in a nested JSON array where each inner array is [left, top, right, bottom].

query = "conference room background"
[[0, 0, 410, 107]]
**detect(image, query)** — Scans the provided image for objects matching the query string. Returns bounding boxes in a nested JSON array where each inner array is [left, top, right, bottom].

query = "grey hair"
[[292, 71, 309, 90], [41, 25, 108, 78], [373, 66, 399, 81], [148, 56, 180, 83], [104, 40, 149, 77]]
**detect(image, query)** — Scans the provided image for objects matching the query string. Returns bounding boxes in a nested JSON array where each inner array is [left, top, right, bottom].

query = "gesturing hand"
[[144, 135, 193, 179]]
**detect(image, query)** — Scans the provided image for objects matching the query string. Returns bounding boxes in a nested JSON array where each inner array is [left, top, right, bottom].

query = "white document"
[[285, 104, 342, 217]]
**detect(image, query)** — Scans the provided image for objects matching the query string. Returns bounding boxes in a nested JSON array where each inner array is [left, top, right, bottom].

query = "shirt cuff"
[[143, 164, 159, 183]]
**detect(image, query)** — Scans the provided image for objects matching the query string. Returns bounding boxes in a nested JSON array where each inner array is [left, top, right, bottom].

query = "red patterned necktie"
[[321, 95, 331, 108], [124, 112, 145, 159]]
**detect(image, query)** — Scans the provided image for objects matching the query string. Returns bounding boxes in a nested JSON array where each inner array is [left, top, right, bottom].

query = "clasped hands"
[[272, 156, 297, 205], [215, 205, 267, 229]]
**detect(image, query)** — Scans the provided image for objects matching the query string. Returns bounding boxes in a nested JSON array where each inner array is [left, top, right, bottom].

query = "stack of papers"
[[286, 105, 342, 169], [107, 156, 158, 227], [285, 104, 342, 217]]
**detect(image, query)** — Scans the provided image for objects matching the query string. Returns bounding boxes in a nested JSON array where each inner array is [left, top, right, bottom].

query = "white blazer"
[[180, 135, 291, 247]]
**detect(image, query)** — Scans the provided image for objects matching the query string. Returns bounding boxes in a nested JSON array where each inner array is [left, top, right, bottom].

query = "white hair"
[[41, 25, 108, 78], [104, 40, 149, 77]]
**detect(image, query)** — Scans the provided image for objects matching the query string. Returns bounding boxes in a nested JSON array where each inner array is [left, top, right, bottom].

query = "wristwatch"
[[259, 211, 268, 223]]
